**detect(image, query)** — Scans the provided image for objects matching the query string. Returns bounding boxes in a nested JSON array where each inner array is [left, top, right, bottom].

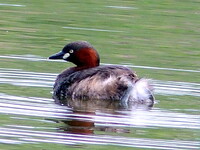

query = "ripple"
[[0, 68, 199, 97], [0, 127, 199, 149], [0, 92, 200, 149], [0, 3, 25, 7], [1, 54, 200, 73], [0, 93, 199, 129]]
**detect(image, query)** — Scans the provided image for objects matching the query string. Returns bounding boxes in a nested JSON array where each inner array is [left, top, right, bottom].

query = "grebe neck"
[[73, 48, 100, 70]]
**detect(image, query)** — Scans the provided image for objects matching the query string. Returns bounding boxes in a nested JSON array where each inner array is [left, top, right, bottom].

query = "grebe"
[[49, 41, 154, 106]]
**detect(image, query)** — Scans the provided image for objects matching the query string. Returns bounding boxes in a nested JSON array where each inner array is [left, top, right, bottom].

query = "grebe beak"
[[49, 51, 65, 59]]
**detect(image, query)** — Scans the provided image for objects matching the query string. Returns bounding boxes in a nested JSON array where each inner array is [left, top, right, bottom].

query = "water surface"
[[1, 0, 200, 149], [0, 66, 200, 150]]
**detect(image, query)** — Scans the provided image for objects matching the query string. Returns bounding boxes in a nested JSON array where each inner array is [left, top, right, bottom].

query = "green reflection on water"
[[0, 0, 200, 149]]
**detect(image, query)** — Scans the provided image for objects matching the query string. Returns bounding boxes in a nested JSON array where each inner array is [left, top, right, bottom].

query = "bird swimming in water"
[[49, 41, 154, 106]]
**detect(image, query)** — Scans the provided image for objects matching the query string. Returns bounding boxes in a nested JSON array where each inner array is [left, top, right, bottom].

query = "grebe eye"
[[69, 49, 74, 53]]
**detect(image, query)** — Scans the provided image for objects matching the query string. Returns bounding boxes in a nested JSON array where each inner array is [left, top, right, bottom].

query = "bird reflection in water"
[[56, 99, 153, 135]]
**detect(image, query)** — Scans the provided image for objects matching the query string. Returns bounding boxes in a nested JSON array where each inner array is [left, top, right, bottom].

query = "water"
[[0, 1, 200, 149], [0, 93, 200, 149], [0, 57, 200, 150], [0, 60, 200, 96]]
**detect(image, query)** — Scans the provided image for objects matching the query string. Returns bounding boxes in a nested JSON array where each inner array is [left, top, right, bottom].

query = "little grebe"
[[49, 41, 154, 106]]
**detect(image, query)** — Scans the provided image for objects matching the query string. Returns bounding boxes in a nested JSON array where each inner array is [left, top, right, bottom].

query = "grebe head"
[[49, 41, 100, 68]]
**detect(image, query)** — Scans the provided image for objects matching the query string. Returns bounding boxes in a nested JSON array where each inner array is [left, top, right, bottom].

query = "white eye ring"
[[63, 53, 70, 59], [69, 49, 74, 53]]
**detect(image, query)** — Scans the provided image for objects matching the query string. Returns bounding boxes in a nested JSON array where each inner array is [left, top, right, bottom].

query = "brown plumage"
[[49, 41, 154, 106]]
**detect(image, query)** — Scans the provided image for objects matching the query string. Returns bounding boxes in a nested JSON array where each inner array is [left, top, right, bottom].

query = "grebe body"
[[49, 41, 154, 106]]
